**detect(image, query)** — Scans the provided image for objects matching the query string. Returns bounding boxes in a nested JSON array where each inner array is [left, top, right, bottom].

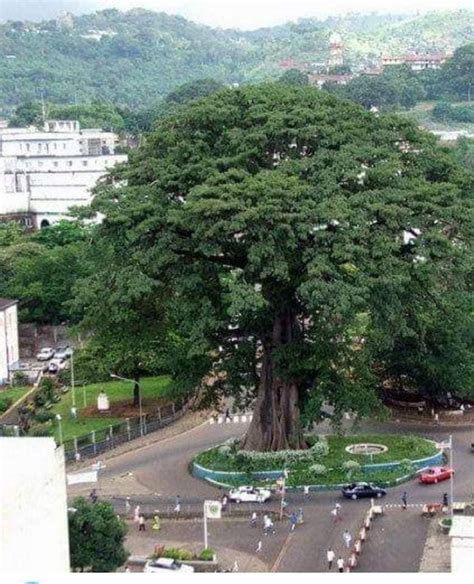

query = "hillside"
[[0, 8, 472, 112]]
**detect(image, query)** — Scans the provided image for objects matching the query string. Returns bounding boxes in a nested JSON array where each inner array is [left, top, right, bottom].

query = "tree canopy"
[[86, 84, 472, 450]]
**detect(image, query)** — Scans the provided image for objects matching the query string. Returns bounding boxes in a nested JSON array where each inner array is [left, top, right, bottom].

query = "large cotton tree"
[[89, 84, 472, 451]]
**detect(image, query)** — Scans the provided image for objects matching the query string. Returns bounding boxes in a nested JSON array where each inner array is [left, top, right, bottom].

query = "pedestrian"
[[251, 511, 257, 528], [354, 539, 361, 555], [303, 485, 310, 499], [256, 540, 262, 553], [232, 561, 239, 572], [125, 497, 131, 514], [138, 514, 146, 532], [89, 489, 98, 504], [343, 530, 352, 549], [263, 514, 275, 535], [442, 493, 449, 512], [401, 491, 408, 510], [74, 450, 81, 462], [434, 413, 440, 424], [337, 557, 345, 573], [125, 566, 131, 573], [297, 507, 304, 524], [349, 553, 357, 570], [331, 503, 341, 522], [221, 494, 228, 510], [289, 512, 298, 531], [327, 548, 335, 570], [174, 495, 181, 513], [225, 408, 231, 422], [133, 505, 140, 522]]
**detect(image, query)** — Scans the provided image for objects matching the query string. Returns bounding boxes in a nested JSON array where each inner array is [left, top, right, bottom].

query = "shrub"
[[39, 377, 56, 401], [199, 548, 215, 561], [12, 371, 28, 386], [218, 445, 232, 456], [309, 464, 327, 475], [28, 423, 51, 437], [343, 460, 361, 479], [0, 396, 13, 414], [34, 409, 55, 424], [312, 440, 330, 457], [33, 390, 48, 408], [159, 548, 193, 561], [399, 459, 415, 475]]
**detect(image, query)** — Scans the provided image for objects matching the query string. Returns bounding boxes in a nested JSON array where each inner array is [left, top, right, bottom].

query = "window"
[[67, 161, 73, 167], [37, 143, 42, 152], [82, 160, 88, 167], [26, 143, 30, 152], [38, 161, 43, 167], [63, 143, 66, 149], [54, 143, 57, 150], [53, 161, 58, 167]]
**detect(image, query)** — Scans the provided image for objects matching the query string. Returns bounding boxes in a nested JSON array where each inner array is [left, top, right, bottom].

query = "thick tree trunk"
[[240, 310, 306, 451]]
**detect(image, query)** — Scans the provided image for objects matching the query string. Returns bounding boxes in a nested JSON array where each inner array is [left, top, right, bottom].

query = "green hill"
[[0, 8, 472, 113]]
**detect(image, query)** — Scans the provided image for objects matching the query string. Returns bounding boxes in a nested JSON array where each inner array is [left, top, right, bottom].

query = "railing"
[[62, 400, 189, 463]]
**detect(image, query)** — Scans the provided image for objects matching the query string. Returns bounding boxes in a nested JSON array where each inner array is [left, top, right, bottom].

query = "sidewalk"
[[419, 518, 451, 572]]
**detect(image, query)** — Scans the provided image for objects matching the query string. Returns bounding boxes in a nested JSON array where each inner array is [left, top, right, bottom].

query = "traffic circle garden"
[[193, 434, 443, 489]]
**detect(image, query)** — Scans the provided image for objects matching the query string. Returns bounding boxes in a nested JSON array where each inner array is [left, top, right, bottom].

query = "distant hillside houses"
[[382, 53, 450, 71]]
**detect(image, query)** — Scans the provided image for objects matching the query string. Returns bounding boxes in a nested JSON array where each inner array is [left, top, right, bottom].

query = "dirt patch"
[[81, 397, 175, 418]]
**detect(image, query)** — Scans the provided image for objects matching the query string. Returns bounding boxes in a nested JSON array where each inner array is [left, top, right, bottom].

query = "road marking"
[[271, 531, 294, 572]]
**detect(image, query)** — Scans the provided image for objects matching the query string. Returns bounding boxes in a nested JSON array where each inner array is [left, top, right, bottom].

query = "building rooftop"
[[0, 298, 18, 311]]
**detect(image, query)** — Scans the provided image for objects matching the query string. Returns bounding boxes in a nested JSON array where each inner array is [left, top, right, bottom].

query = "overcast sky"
[[0, 0, 472, 29]]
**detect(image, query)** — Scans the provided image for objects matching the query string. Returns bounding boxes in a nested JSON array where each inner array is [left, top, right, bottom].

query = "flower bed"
[[193, 434, 440, 488]]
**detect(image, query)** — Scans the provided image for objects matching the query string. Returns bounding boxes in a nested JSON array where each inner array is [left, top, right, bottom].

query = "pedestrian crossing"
[[209, 413, 253, 425], [384, 503, 425, 508]]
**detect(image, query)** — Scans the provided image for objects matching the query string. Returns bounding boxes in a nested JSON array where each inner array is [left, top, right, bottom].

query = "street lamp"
[[56, 413, 63, 444], [70, 348, 76, 408], [110, 373, 143, 436]]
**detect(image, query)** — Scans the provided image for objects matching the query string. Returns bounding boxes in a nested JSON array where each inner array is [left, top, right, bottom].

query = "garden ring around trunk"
[[192, 434, 444, 490], [345, 443, 388, 455]]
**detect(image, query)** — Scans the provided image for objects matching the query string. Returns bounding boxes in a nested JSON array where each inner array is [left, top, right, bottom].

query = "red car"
[[419, 466, 454, 484]]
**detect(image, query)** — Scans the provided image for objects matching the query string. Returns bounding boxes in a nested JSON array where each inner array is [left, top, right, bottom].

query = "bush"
[[399, 459, 415, 475], [342, 460, 361, 479], [12, 371, 28, 386], [39, 377, 56, 401], [159, 548, 193, 561], [198, 548, 215, 561], [28, 423, 51, 437], [312, 440, 330, 457], [309, 464, 327, 475], [34, 409, 55, 424], [0, 396, 13, 414], [33, 390, 48, 408]]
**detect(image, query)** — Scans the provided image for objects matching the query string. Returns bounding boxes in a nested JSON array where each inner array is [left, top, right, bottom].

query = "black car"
[[341, 482, 387, 500]]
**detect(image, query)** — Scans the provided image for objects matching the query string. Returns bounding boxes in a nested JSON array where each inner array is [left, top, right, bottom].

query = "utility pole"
[[449, 434, 454, 520]]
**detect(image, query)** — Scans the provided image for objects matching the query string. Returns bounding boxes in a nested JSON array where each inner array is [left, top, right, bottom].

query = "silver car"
[[143, 558, 194, 573]]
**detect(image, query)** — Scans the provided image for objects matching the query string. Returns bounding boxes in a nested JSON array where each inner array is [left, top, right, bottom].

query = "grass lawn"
[[195, 434, 439, 487], [397, 101, 474, 133], [0, 386, 31, 404], [48, 376, 173, 443]]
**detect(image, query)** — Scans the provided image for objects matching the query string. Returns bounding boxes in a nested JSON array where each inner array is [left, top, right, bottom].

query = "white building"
[[0, 120, 127, 228], [0, 298, 19, 385], [0, 437, 70, 574], [450, 516, 474, 574]]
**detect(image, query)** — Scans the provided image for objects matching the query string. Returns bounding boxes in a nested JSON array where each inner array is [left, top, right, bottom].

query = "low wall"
[[192, 447, 443, 488]]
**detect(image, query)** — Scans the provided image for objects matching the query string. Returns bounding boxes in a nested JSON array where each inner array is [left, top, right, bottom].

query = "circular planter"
[[439, 517, 452, 534]]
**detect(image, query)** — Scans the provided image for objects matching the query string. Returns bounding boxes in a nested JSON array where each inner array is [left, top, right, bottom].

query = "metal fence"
[[62, 400, 189, 462]]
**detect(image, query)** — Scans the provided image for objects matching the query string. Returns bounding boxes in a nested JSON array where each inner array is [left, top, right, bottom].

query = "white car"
[[143, 558, 194, 573], [54, 346, 73, 360], [228, 486, 271, 503], [36, 347, 55, 361], [48, 358, 68, 374]]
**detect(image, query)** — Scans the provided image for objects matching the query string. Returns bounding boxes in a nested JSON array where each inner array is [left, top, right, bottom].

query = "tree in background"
[[279, 69, 310, 86], [68, 498, 128, 572], [435, 43, 474, 101], [87, 84, 472, 450]]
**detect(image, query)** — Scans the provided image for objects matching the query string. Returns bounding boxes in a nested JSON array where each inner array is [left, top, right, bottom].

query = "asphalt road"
[[73, 417, 474, 572]]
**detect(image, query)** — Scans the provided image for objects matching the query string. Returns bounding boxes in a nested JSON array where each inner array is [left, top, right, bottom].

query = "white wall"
[[0, 303, 19, 384], [0, 438, 70, 574]]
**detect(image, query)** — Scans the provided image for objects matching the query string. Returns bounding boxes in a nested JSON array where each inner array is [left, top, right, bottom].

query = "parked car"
[[54, 346, 73, 360], [419, 466, 454, 484], [36, 347, 55, 361], [228, 486, 271, 503], [143, 558, 194, 573], [48, 358, 67, 374], [341, 482, 387, 500]]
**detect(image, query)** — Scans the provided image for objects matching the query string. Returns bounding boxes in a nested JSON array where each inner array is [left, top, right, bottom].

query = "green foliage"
[[279, 69, 309, 86], [432, 102, 474, 123], [0, 397, 13, 414], [0, 222, 25, 246], [433, 43, 474, 101], [309, 463, 327, 475], [0, 9, 472, 112], [198, 548, 215, 561], [68, 498, 128, 572], [155, 548, 193, 561], [12, 371, 28, 386], [28, 423, 51, 437]]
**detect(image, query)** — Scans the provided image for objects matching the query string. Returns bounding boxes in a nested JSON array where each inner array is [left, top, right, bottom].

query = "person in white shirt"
[[327, 548, 335, 570], [343, 530, 352, 548], [337, 557, 345, 572]]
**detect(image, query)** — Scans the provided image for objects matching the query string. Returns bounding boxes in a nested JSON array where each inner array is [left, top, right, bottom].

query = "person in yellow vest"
[[152, 513, 160, 531]]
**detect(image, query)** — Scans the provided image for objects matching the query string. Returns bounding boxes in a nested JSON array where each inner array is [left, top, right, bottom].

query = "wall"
[[0, 438, 70, 574], [0, 303, 19, 383]]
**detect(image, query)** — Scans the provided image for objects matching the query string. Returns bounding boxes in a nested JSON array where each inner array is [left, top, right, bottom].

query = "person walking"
[[303, 485, 310, 499], [138, 514, 146, 532], [221, 494, 228, 511], [331, 502, 342, 523], [327, 548, 335, 570], [174, 495, 181, 513], [133, 505, 140, 523], [152, 513, 161, 531], [401, 491, 408, 510], [343, 530, 352, 549], [289, 512, 298, 531], [256, 540, 262, 553], [297, 507, 304, 524], [263, 514, 275, 535], [125, 497, 131, 514], [442, 493, 449, 513], [225, 408, 231, 422], [232, 561, 239, 572], [337, 557, 345, 573], [251, 511, 257, 528], [89, 489, 98, 504]]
